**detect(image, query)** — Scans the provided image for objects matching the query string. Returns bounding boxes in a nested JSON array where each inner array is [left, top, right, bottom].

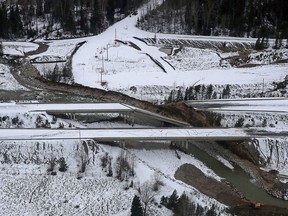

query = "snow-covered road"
[[187, 97, 288, 113]]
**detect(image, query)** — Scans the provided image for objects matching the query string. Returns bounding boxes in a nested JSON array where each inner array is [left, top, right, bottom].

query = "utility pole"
[[101, 55, 104, 84], [262, 78, 264, 97], [106, 44, 109, 61]]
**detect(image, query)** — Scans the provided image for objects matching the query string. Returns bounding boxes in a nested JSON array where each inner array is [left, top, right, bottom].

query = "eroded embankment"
[[175, 163, 241, 206]]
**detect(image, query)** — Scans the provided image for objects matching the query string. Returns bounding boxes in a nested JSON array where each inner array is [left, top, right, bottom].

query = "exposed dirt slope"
[[4, 57, 208, 127]]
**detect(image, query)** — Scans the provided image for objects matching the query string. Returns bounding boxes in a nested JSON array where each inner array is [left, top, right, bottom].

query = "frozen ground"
[[0, 101, 230, 215], [0, 0, 288, 213], [0, 138, 226, 215], [2, 42, 39, 56], [0, 64, 27, 90]]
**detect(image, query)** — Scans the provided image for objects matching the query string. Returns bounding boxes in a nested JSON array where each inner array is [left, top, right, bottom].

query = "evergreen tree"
[[206, 204, 217, 216], [51, 64, 60, 82], [184, 0, 192, 34], [174, 193, 196, 216], [184, 87, 189, 100], [176, 88, 183, 101], [9, 4, 23, 36], [0, 4, 9, 38], [106, 0, 115, 24], [120, 0, 127, 14], [222, 84, 231, 99], [273, 32, 283, 49], [0, 42, 3, 55], [63, 8, 76, 34], [167, 90, 175, 103], [195, 204, 204, 216], [62, 66, 71, 83], [206, 84, 214, 99], [166, 189, 179, 210], [189, 86, 195, 100], [131, 195, 143, 216], [201, 85, 206, 100], [79, 4, 87, 34], [36, 0, 44, 17], [160, 195, 168, 206], [194, 85, 201, 100], [90, 0, 103, 34]]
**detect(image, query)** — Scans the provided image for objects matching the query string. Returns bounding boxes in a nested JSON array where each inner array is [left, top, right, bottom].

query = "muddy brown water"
[[187, 143, 288, 208]]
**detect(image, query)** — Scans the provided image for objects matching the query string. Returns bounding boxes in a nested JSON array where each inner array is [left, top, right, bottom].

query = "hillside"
[[137, 0, 288, 39], [0, 0, 146, 39], [1, 0, 288, 215]]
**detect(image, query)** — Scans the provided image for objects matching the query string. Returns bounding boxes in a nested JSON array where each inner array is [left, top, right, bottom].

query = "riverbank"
[[174, 141, 288, 215]]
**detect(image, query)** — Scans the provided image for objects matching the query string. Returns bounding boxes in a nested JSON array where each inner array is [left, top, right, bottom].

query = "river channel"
[[187, 143, 288, 208]]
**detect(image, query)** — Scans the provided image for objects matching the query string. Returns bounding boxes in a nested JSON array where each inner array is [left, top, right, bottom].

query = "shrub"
[[12, 116, 20, 125], [100, 152, 109, 168], [51, 171, 57, 176], [47, 157, 57, 172], [262, 118, 267, 127], [115, 151, 132, 181], [107, 158, 113, 177], [152, 173, 164, 191], [235, 117, 245, 127], [58, 157, 68, 172]]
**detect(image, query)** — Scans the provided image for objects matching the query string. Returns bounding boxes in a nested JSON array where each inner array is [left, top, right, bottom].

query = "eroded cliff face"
[[249, 138, 288, 171], [248, 138, 288, 200]]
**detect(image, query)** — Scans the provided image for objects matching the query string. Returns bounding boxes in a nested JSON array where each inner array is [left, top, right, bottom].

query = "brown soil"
[[237, 63, 263, 68], [175, 163, 288, 215], [3, 57, 208, 127], [175, 163, 242, 206]]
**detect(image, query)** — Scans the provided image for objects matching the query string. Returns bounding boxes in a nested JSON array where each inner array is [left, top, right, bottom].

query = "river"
[[187, 143, 288, 208]]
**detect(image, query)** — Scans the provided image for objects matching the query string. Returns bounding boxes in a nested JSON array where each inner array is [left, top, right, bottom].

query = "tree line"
[[0, 0, 146, 39], [166, 84, 231, 103], [137, 0, 288, 43]]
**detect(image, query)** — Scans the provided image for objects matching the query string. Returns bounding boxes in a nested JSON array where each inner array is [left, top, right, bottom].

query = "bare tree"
[[138, 181, 158, 216], [115, 150, 134, 181], [152, 172, 164, 191]]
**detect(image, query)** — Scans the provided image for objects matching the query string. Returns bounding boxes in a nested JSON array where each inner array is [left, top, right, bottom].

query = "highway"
[[186, 97, 288, 113], [1, 102, 285, 142], [0, 102, 190, 127], [0, 127, 286, 141], [0, 128, 250, 141]]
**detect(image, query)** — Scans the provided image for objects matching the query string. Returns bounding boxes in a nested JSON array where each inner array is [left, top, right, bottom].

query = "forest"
[[0, 0, 288, 41], [137, 0, 288, 43], [0, 0, 146, 39]]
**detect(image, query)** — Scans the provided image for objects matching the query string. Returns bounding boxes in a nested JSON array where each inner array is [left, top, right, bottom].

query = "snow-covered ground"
[[2, 42, 39, 56], [1, 0, 288, 213], [0, 64, 27, 90], [0, 106, 227, 215], [0, 140, 226, 215], [188, 98, 288, 113]]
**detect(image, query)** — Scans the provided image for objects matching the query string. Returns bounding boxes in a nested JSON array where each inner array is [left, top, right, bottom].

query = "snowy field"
[[0, 138, 226, 216], [2, 42, 39, 56], [29, 39, 83, 62]]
